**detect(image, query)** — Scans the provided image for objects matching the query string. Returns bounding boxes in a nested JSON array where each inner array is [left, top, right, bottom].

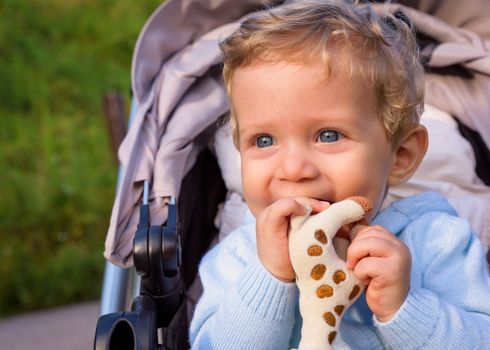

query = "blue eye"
[[318, 130, 342, 143], [256, 135, 274, 148]]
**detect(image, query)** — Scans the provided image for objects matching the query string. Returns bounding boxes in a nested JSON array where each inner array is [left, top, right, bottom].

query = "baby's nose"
[[277, 149, 319, 182]]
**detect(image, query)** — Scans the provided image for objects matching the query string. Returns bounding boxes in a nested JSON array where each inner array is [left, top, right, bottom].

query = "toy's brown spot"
[[328, 331, 337, 344], [316, 284, 334, 298], [334, 305, 344, 316], [314, 229, 328, 244], [323, 311, 336, 327], [349, 285, 361, 300], [332, 270, 346, 284], [310, 264, 326, 280], [307, 245, 323, 256]]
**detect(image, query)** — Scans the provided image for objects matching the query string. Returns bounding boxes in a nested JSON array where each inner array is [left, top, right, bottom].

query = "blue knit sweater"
[[189, 192, 490, 349]]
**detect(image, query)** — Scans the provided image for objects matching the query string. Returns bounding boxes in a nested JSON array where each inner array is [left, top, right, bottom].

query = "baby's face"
[[231, 59, 396, 219]]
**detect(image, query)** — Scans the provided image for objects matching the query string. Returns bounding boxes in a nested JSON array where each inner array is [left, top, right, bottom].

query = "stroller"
[[94, 0, 490, 349]]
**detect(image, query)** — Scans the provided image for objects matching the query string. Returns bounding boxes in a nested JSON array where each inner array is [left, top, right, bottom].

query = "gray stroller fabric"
[[131, 0, 279, 104], [375, 3, 490, 148], [105, 21, 241, 266], [105, 0, 490, 267]]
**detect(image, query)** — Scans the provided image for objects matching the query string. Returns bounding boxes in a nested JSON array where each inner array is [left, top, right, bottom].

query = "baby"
[[190, 0, 490, 348]]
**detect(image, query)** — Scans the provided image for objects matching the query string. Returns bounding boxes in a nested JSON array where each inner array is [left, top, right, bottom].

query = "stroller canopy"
[[105, 0, 490, 267]]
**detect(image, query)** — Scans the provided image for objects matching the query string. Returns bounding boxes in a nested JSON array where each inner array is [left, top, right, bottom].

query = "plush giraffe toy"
[[289, 197, 372, 349]]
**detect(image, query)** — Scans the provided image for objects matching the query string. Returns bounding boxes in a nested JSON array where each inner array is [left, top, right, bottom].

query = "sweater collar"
[[372, 191, 457, 236]]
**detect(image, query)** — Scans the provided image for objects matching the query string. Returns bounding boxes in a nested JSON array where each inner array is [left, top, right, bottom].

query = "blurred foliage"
[[0, 0, 162, 316]]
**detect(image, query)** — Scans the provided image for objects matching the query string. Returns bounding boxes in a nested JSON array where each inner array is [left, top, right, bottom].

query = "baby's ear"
[[388, 125, 428, 186]]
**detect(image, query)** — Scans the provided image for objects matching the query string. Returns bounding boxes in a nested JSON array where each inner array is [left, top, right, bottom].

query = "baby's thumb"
[[350, 223, 368, 241]]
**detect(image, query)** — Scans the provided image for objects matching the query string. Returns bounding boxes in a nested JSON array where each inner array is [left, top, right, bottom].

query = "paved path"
[[0, 301, 99, 350]]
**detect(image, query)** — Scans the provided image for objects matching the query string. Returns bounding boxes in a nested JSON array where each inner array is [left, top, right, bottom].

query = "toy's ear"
[[388, 125, 428, 186]]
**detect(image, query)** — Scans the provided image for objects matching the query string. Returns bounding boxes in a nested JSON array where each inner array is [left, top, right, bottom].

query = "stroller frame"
[[95, 181, 184, 350], [95, 107, 227, 349]]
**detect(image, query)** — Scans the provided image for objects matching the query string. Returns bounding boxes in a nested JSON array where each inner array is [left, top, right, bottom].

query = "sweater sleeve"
[[374, 212, 490, 349], [189, 224, 298, 350]]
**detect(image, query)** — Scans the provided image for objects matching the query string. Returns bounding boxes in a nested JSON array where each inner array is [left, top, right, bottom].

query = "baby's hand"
[[256, 198, 330, 282], [346, 225, 411, 322]]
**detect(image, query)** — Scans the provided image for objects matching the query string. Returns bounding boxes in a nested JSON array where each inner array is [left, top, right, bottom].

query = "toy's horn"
[[347, 196, 373, 214]]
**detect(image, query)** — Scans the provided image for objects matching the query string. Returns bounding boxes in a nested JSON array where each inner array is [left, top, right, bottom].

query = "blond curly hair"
[[220, 0, 425, 146]]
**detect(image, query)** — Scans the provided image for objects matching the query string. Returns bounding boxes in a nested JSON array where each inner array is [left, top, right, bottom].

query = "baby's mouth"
[[314, 198, 334, 204]]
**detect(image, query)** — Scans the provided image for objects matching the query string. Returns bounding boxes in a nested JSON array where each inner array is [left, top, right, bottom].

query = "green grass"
[[0, 0, 161, 316]]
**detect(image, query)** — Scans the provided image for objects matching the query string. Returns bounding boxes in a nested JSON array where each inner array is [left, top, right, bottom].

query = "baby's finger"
[[352, 256, 386, 284], [349, 224, 368, 241], [346, 236, 399, 269], [292, 197, 330, 213], [350, 225, 397, 243], [265, 198, 310, 228], [311, 199, 331, 213]]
